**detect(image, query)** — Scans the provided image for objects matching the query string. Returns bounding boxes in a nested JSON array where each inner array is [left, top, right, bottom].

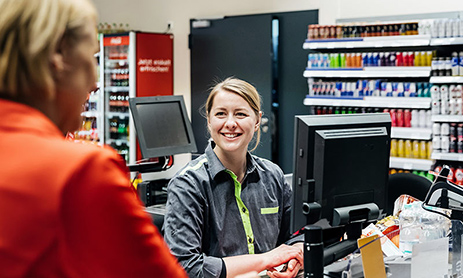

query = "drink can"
[[411, 109, 419, 127], [427, 141, 433, 159], [432, 136, 441, 150], [431, 19, 439, 38], [390, 139, 398, 157], [450, 138, 457, 153], [390, 109, 397, 126], [441, 99, 450, 115], [404, 140, 412, 158], [396, 109, 404, 127], [419, 141, 427, 159], [441, 123, 450, 135], [396, 52, 403, 67], [450, 98, 458, 115], [431, 100, 441, 115], [419, 109, 426, 128], [430, 85, 440, 101], [403, 109, 411, 127], [408, 52, 415, 67], [459, 139, 463, 153], [458, 124, 463, 140], [441, 135, 450, 152], [412, 140, 420, 158], [397, 139, 405, 157], [414, 51, 421, 67], [433, 122, 441, 136]]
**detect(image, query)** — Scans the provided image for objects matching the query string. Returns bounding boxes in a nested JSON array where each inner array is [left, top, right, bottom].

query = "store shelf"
[[304, 96, 431, 109], [303, 35, 431, 49], [106, 139, 129, 145], [105, 86, 130, 92], [432, 115, 463, 122], [107, 112, 129, 119], [303, 67, 431, 78], [391, 127, 433, 140], [430, 37, 463, 46], [429, 76, 463, 84], [431, 152, 463, 162], [389, 157, 434, 171], [81, 111, 101, 118]]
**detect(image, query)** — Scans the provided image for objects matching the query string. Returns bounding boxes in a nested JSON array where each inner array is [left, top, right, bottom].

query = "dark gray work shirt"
[[163, 142, 292, 278]]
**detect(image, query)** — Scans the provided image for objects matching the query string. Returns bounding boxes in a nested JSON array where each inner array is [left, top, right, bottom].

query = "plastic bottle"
[[399, 203, 420, 254], [419, 206, 447, 243]]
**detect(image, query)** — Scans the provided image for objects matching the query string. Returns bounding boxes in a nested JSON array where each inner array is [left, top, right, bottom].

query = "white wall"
[[93, 0, 463, 177]]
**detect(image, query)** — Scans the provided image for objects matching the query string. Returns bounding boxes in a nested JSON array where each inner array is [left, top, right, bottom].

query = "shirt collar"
[[0, 98, 63, 138], [205, 141, 261, 180]]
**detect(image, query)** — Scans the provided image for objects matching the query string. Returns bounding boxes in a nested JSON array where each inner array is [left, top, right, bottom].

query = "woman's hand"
[[260, 243, 303, 277]]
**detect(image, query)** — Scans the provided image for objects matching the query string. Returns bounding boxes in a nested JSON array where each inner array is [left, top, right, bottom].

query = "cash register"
[[128, 95, 197, 230]]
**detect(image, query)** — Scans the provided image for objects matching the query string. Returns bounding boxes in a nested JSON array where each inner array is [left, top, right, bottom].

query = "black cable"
[[421, 202, 451, 220]]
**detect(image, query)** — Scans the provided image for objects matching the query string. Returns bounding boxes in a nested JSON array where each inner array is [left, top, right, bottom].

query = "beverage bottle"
[[420, 206, 448, 243], [452, 52, 459, 76], [459, 52, 463, 76], [399, 203, 420, 254]]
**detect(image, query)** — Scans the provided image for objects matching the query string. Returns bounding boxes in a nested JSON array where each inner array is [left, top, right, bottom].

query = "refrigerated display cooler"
[[101, 31, 173, 164]]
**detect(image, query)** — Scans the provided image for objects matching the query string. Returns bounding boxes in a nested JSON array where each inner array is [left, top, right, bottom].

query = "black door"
[[190, 14, 275, 159]]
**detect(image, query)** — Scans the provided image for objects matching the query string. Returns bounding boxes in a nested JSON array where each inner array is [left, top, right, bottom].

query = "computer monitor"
[[129, 95, 197, 159], [290, 113, 391, 234]]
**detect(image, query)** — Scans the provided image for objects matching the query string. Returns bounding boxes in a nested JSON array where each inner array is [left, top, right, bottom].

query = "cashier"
[[163, 77, 303, 278]]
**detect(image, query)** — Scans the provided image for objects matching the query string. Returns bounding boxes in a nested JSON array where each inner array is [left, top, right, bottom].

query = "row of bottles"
[[307, 51, 434, 69], [109, 116, 129, 141], [308, 79, 432, 98], [389, 169, 433, 181], [108, 92, 129, 113], [98, 22, 130, 34], [391, 139, 432, 160]]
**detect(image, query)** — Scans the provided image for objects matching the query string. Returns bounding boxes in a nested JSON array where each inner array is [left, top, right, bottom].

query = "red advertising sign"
[[135, 33, 174, 161], [103, 35, 130, 46], [136, 33, 173, 97]]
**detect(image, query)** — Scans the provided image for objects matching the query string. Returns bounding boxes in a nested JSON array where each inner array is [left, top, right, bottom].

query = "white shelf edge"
[[431, 115, 463, 122], [391, 127, 433, 140], [389, 157, 434, 171], [303, 35, 431, 49], [430, 37, 463, 46], [429, 76, 463, 84], [303, 96, 431, 109], [303, 67, 430, 78], [431, 152, 463, 162]]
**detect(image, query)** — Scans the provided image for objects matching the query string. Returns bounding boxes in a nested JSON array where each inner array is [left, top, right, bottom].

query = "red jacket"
[[0, 99, 187, 278]]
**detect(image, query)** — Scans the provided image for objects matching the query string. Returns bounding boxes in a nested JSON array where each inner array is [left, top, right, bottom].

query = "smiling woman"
[[163, 77, 304, 278]]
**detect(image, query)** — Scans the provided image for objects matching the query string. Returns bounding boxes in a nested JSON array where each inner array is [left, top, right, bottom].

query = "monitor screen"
[[290, 113, 391, 234], [129, 95, 197, 159]]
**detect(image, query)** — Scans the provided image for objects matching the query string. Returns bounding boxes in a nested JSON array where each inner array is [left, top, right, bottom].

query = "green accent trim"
[[225, 170, 255, 254], [179, 158, 208, 176], [261, 206, 279, 214]]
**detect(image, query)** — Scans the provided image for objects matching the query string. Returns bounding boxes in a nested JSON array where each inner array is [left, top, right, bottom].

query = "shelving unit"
[[391, 127, 432, 140], [429, 76, 463, 84], [304, 96, 431, 109], [304, 67, 431, 78], [303, 35, 431, 50], [389, 157, 434, 171]]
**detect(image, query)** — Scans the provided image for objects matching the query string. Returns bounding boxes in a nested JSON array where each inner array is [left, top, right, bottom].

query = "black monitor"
[[129, 95, 197, 160], [290, 113, 391, 234]]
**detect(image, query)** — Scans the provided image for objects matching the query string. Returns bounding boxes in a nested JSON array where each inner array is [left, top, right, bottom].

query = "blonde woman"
[[0, 0, 186, 277], [164, 78, 303, 278]]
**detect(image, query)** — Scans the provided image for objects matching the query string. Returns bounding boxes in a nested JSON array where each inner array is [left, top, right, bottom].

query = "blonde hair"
[[0, 0, 97, 100], [205, 77, 262, 152]]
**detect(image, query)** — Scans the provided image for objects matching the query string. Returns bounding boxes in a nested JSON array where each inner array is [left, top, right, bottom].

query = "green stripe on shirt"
[[261, 207, 279, 214], [226, 169, 255, 254], [179, 158, 208, 176]]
